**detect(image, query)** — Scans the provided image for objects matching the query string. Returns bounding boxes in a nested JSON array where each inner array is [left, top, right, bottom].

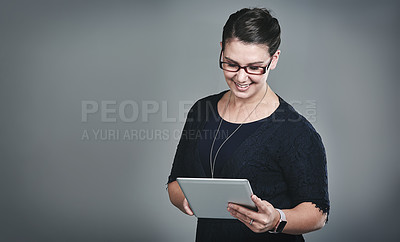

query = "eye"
[[227, 63, 238, 68], [248, 66, 262, 71]]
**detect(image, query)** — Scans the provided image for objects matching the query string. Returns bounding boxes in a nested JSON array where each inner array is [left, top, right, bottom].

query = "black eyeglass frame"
[[219, 50, 273, 75]]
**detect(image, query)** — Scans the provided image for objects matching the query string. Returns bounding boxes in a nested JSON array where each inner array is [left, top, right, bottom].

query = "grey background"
[[1, 0, 399, 241]]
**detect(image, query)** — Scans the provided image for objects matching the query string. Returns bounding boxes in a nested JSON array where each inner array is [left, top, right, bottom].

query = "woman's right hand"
[[183, 198, 194, 216], [168, 181, 194, 216]]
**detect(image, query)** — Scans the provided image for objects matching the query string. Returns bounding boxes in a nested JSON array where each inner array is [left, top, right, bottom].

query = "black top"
[[168, 90, 329, 242], [198, 99, 266, 177]]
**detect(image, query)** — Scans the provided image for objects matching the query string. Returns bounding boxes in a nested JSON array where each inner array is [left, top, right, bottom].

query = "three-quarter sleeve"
[[278, 120, 330, 215]]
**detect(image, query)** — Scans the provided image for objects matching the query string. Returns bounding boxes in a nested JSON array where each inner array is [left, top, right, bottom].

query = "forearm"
[[282, 202, 327, 235]]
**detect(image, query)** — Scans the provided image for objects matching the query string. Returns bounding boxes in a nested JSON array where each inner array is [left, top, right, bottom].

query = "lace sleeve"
[[278, 120, 330, 217]]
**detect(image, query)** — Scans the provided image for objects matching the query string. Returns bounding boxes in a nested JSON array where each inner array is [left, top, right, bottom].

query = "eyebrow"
[[224, 56, 265, 65]]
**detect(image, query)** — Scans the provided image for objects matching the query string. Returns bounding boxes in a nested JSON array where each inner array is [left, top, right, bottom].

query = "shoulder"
[[187, 90, 228, 119], [271, 96, 326, 164], [192, 90, 228, 108], [182, 90, 228, 124], [273, 96, 323, 143]]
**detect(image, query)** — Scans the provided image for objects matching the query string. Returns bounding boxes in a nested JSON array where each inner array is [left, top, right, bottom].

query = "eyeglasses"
[[219, 50, 272, 75]]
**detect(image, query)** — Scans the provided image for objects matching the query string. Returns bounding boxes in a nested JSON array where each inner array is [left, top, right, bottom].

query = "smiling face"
[[221, 39, 279, 102]]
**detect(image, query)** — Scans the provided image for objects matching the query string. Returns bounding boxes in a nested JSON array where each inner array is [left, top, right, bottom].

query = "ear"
[[269, 50, 281, 71], [220, 42, 223, 49]]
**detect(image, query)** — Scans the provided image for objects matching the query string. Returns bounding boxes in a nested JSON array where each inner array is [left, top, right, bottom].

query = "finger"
[[228, 205, 250, 222], [228, 203, 263, 229], [228, 205, 266, 233], [228, 203, 257, 219], [237, 215, 254, 228], [183, 198, 194, 216], [231, 211, 262, 233]]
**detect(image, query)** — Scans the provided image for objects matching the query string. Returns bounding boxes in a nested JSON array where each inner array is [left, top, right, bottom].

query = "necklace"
[[209, 86, 268, 178]]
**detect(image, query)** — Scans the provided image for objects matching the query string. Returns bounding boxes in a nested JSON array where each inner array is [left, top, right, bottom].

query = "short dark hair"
[[222, 8, 281, 57]]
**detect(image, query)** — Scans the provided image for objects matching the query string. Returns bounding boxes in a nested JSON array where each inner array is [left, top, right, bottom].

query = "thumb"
[[251, 195, 272, 212], [183, 198, 194, 216]]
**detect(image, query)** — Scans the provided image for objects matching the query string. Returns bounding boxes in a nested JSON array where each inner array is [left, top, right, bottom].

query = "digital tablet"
[[176, 177, 256, 219]]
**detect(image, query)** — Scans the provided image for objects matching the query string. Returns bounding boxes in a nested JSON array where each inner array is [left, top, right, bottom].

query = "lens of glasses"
[[221, 62, 265, 75], [245, 66, 265, 74], [221, 63, 239, 72]]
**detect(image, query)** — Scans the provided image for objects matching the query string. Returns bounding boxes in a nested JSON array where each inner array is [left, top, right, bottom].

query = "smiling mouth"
[[234, 81, 252, 88]]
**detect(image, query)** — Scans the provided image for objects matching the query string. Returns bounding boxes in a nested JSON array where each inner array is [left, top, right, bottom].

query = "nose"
[[235, 68, 248, 83]]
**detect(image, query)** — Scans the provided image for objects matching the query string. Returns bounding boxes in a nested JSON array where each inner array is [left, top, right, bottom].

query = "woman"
[[167, 8, 329, 242]]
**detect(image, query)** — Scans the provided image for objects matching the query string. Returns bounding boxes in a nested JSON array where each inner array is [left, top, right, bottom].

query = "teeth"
[[236, 83, 250, 88]]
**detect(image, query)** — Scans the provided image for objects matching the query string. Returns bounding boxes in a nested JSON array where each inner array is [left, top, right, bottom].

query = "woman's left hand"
[[227, 194, 280, 233]]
